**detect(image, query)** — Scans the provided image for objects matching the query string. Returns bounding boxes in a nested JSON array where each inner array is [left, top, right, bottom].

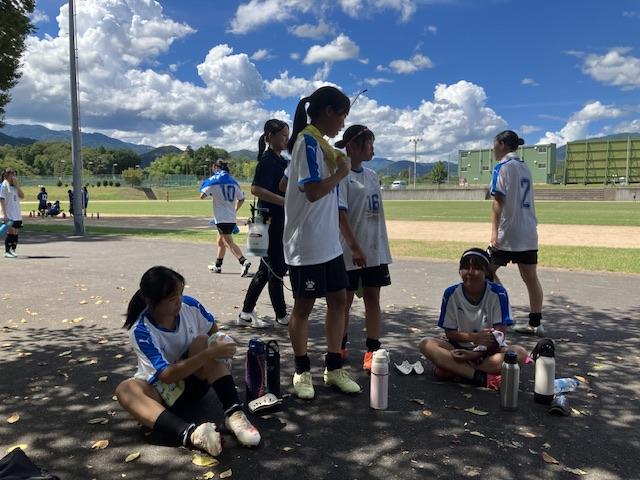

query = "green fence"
[[564, 137, 640, 184]]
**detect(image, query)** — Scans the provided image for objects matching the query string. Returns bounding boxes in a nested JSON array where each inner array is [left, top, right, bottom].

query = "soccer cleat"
[[4, 251, 16, 258], [514, 323, 546, 336], [323, 367, 361, 394], [208, 264, 222, 273], [225, 410, 261, 447], [240, 261, 251, 277], [236, 310, 271, 329], [276, 313, 289, 326], [363, 351, 374, 372], [292, 371, 315, 400], [190, 422, 222, 457]]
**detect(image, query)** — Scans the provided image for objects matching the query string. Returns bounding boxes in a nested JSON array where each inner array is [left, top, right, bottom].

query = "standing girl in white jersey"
[[0, 168, 25, 258], [283, 86, 361, 399], [335, 125, 392, 371], [200, 160, 251, 277], [488, 130, 544, 335], [115, 266, 260, 457]]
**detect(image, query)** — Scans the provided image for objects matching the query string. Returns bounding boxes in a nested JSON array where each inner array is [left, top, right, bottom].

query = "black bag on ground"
[[0, 448, 60, 480], [265, 340, 280, 398]]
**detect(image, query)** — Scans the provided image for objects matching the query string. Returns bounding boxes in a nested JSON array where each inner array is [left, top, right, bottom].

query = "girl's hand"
[[351, 245, 367, 267], [490, 232, 498, 248], [474, 329, 496, 347], [336, 155, 350, 178], [208, 337, 236, 359]]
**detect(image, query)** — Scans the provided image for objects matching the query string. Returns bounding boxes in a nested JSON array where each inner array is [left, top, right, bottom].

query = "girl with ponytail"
[[282, 86, 361, 400]]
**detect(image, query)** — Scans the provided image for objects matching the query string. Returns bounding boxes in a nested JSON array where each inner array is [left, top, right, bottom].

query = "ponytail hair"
[[123, 266, 185, 329], [258, 119, 289, 160], [287, 86, 350, 153], [214, 159, 230, 172], [495, 130, 525, 151]]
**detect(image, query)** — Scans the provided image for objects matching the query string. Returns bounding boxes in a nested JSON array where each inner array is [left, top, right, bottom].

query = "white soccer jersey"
[[129, 296, 215, 384], [200, 174, 244, 224], [338, 166, 392, 271], [438, 281, 513, 349], [0, 181, 22, 221], [283, 133, 343, 266], [489, 152, 538, 251]]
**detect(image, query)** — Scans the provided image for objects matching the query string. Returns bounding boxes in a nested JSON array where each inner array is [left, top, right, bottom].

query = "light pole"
[[112, 163, 118, 179], [409, 138, 423, 189]]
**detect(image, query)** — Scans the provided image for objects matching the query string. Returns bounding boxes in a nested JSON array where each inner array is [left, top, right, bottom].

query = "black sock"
[[215, 258, 223, 268], [529, 312, 542, 327], [211, 375, 242, 415], [294, 354, 311, 374], [325, 352, 343, 371], [11, 235, 18, 251], [238, 256, 247, 265], [153, 410, 194, 447], [341, 334, 348, 349], [365, 338, 381, 352], [5, 234, 14, 253]]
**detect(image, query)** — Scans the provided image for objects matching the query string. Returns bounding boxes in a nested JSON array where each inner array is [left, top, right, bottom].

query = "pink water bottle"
[[370, 349, 389, 410]]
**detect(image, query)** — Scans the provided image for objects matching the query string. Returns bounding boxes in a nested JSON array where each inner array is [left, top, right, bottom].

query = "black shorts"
[[169, 375, 210, 411], [216, 223, 236, 235], [288, 255, 349, 299], [347, 264, 392, 291], [490, 249, 537, 266], [10, 220, 23, 229]]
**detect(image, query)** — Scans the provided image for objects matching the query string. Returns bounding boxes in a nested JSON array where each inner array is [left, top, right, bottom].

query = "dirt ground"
[[56, 215, 640, 249]]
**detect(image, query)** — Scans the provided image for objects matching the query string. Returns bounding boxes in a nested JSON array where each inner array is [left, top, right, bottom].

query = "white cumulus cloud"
[[575, 47, 640, 90], [363, 77, 393, 86], [289, 19, 334, 39], [229, 0, 313, 34], [250, 49, 273, 61], [521, 78, 539, 86], [29, 9, 50, 24], [303, 34, 360, 64], [339, 0, 417, 22], [388, 53, 433, 74]]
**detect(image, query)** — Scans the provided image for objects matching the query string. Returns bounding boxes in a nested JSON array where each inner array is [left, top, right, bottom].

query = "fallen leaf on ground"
[[409, 398, 425, 405], [570, 408, 582, 416], [563, 467, 587, 476], [124, 452, 140, 463], [59, 350, 72, 357], [542, 442, 551, 449], [98, 376, 108, 382], [518, 431, 536, 438], [586, 372, 599, 378], [568, 362, 578, 367], [114, 354, 124, 359], [465, 407, 488, 416], [422, 410, 433, 417], [463, 466, 482, 477], [7, 413, 19, 424], [91, 440, 109, 450], [203, 472, 215, 479], [282, 447, 293, 452], [220, 469, 232, 479], [462, 393, 472, 399], [469, 431, 485, 438], [95, 300, 103, 305], [529, 449, 538, 455], [79, 300, 88, 305], [541, 452, 559, 464], [574, 375, 588, 384], [192, 453, 218, 467], [6, 444, 28, 453], [88, 418, 109, 425]]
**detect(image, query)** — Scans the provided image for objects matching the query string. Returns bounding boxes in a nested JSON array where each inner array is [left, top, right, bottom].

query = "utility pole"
[[409, 138, 423, 189], [68, 0, 84, 234]]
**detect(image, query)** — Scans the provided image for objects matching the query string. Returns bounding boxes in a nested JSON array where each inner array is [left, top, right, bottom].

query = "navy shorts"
[[169, 375, 210, 411], [216, 223, 236, 235], [347, 264, 391, 291], [490, 248, 537, 266], [288, 255, 349, 299]]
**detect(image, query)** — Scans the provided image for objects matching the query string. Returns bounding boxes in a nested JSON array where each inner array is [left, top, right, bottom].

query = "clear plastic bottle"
[[554, 377, 580, 394]]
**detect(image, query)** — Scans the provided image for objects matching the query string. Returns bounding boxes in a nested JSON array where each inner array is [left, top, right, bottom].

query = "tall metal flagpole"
[[68, 0, 84, 234]]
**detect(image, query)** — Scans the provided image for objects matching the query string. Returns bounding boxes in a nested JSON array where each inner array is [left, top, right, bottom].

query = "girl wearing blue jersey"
[[419, 249, 527, 387], [335, 125, 392, 372], [200, 160, 251, 277], [115, 266, 260, 457]]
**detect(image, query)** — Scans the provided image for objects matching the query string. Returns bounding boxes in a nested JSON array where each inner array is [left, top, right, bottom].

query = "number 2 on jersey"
[[520, 178, 531, 208], [221, 185, 236, 202]]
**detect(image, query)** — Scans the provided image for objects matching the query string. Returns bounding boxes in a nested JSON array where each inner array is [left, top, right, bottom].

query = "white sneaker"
[[293, 371, 315, 400], [514, 323, 546, 336], [190, 422, 222, 457], [236, 310, 271, 329], [208, 264, 222, 273], [4, 251, 16, 258], [225, 410, 261, 447], [240, 261, 251, 277], [9, 249, 16, 256], [276, 313, 289, 326]]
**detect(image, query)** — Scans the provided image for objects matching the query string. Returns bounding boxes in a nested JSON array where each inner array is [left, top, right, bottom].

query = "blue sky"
[[6, 0, 640, 160]]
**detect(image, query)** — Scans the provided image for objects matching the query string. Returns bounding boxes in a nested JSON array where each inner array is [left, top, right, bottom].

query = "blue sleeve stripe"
[[437, 284, 459, 328], [488, 282, 513, 325], [183, 295, 215, 324], [303, 134, 321, 182], [134, 321, 168, 382], [489, 164, 501, 196]]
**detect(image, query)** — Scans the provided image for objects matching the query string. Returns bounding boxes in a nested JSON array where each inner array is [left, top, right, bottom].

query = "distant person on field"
[[199, 160, 251, 277], [0, 168, 25, 259], [37, 186, 48, 216], [419, 248, 527, 387], [47, 201, 61, 217], [67, 189, 74, 216], [82, 186, 89, 216], [238, 119, 290, 329], [488, 130, 544, 336]]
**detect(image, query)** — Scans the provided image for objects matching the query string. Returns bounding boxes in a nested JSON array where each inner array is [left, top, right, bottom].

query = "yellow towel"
[[301, 124, 345, 174]]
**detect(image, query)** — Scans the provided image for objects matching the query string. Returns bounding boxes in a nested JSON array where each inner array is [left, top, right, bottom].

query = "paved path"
[[1, 233, 638, 479]]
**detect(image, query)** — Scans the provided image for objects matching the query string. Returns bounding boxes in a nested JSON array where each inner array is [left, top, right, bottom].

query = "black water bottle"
[[265, 340, 280, 398]]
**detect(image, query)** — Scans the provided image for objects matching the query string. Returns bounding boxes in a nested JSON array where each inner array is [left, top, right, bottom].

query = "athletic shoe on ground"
[[240, 261, 251, 277], [514, 323, 546, 336], [208, 264, 222, 273], [10, 249, 16, 256], [236, 310, 271, 329], [276, 313, 289, 326], [323, 367, 361, 394], [4, 251, 16, 258], [190, 422, 222, 457], [292, 371, 315, 400], [363, 351, 373, 372], [225, 410, 261, 447]]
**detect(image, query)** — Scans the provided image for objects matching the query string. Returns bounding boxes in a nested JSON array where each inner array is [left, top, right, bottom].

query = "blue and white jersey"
[[200, 171, 244, 224], [437, 281, 513, 349], [489, 152, 538, 251], [129, 296, 216, 384], [338, 166, 392, 271], [283, 133, 342, 266]]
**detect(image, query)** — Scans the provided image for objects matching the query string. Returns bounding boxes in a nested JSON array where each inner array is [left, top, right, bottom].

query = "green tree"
[[428, 161, 447, 184], [0, 0, 35, 127], [121, 167, 145, 186]]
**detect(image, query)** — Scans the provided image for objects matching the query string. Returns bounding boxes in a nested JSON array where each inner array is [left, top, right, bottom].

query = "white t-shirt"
[[437, 281, 513, 349], [129, 295, 215, 384], [0, 181, 22, 221], [338, 166, 392, 271], [489, 152, 538, 251], [283, 133, 343, 266], [200, 172, 244, 224]]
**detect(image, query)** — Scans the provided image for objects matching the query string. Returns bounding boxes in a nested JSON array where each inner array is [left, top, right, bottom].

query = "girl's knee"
[[419, 337, 436, 356], [510, 345, 528, 364]]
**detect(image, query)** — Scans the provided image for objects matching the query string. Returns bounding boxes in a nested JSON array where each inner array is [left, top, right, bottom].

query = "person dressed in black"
[[37, 186, 48, 216], [67, 189, 74, 216], [237, 119, 290, 328]]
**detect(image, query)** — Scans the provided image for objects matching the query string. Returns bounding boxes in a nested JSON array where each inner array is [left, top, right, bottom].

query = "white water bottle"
[[532, 339, 555, 405], [370, 349, 389, 410]]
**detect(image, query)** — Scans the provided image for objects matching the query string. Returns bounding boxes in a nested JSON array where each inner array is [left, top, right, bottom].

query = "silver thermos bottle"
[[500, 350, 520, 411]]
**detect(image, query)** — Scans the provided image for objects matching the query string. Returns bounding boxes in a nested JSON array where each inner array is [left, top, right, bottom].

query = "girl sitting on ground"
[[419, 248, 527, 388], [115, 266, 260, 457]]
